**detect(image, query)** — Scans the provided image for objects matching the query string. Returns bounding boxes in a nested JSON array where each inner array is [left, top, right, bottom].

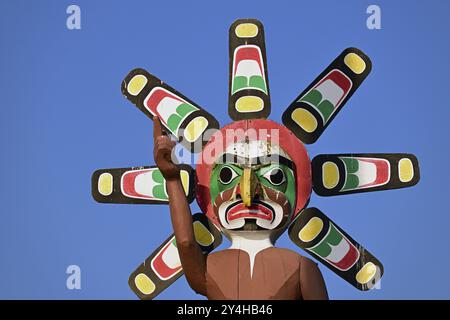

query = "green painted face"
[[210, 163, 242, 202], [210, 161, 297, 230], [256, 164, 296, 210]]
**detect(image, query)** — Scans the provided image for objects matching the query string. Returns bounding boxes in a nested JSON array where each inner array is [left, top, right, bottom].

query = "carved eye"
[[219, 166, 238, 185], [263, 167, 286, 186]]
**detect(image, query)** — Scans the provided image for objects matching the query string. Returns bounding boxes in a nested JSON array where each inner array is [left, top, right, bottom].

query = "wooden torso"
[[206, 247, 303, 300]]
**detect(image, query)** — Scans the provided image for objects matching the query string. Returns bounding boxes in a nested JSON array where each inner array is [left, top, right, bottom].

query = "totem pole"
[[92, 19, 420, 299]]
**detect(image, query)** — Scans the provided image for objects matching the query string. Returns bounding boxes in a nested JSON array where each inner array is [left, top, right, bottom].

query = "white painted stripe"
[[162, 242, 182, 269], [134, 172, 157, 197], [235, 59, 262, 78], [325, 237, 350, 263], [156, 97, 183, 123], [315, 79, 344, 106], [355, 160, 377, 186]]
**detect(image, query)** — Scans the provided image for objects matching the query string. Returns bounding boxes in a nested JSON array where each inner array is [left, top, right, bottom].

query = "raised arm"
[[153, 117, 207, 295], [300, 256, 329, 300]]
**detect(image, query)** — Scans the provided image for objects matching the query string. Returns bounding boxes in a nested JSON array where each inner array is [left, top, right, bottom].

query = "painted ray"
[[129, 213, 223, 300], [308, 222, 359, 271], [228, 19, 270, 120], [151, 236, 183, 281], [298, 70, 352, 124], [232, 45, 267, 94], [282, 47, 372, 144], [91, 165, 196, 204], [121, 68, 220, 152], [312, 153, 420, 196], [289, 208, 383, 291]]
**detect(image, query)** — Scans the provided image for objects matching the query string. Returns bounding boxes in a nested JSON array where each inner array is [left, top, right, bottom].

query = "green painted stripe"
[[309, 224, 343, 258], [232, 75, 267, 94], [300, 89, 336, 123], [342, 173, 359, 191], [342, 158, 359, 173]]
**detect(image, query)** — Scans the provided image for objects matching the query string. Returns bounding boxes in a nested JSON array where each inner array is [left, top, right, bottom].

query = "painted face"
[[209, 140, 296, 231], [195, 119, 312, 234]]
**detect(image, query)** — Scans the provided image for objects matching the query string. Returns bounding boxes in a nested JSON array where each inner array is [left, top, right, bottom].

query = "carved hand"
[[153, 117, 180, 181]]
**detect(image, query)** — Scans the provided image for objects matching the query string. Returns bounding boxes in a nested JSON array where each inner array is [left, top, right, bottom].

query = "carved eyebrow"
[[218, 153, 293, 169]]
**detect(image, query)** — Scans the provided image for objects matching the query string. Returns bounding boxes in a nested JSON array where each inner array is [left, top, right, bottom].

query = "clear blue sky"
[[0, 0, 449, 299]]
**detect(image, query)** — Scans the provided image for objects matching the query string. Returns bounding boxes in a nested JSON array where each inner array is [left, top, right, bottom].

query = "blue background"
[[0, 0, 449, 299]]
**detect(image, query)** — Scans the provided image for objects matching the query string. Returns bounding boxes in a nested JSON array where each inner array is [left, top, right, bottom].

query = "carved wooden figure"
[[92, 19, 420, 299]]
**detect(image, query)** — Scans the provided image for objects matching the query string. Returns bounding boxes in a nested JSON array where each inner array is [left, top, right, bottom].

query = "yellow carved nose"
[[240, 168, 258, 207]]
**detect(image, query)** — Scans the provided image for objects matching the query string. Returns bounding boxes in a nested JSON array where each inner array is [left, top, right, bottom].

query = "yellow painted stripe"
[[240, 168, 253, 207], [398, 158, 414, 183], [356, 262, 377, 284], [322, 161, 339, 189], [98, 173, 113, 196], [291, 108, 318, 133], [184, 116, 208, 143], [235, 23, 259, 38], [193, 221, 214, 247], [299, 217, 324, 242], [235, 96, 264, 113], [344, 53, 366, 75], [127, 74, 148, 96], [134, 273, 156, 295], [180, 170, 190, 196]]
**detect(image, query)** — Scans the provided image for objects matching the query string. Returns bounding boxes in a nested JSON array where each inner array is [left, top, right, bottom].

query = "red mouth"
[[226, 202, 274, 222]]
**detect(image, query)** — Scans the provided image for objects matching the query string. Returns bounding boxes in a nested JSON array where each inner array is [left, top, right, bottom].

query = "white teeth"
[[230, 209, 268, 217]]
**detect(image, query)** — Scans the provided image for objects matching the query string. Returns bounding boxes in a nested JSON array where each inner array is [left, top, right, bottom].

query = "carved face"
[[209, 140, 296, 232], [195, 119, 312, 239]]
